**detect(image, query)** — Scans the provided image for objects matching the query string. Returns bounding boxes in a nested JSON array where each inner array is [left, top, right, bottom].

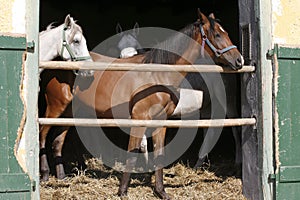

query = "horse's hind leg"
[[118, 127, 146, 197], [52, 127, 69, 179], [152, 127, 170, 200], [39, 80, 73, 181], [39, 124, 52, 181]]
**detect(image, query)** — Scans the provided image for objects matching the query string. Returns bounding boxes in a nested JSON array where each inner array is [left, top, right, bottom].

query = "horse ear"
[[116, 23, 123, 36], [64, 14, 74, 29], [133, 22, 139, 36], [197, 8, 208, 24], [209, 13, 215, 19]]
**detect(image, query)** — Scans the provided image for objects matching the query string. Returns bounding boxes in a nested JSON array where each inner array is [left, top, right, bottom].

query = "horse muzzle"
[[234, 55, 244, 70]]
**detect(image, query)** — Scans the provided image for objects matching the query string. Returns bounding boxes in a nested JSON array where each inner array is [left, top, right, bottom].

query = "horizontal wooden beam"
[[39, 61, 255, 73], [38, 118, 256, 128]]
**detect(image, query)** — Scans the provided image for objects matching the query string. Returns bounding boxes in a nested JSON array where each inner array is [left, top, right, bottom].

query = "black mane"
[[142, 24, 196, 64], [208, 17, 221, 36], [142, 17, 219, 65]]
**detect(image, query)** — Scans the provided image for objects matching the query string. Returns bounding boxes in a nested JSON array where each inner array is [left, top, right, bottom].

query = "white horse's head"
[[60, 15, 91, 61], [40, 14, 91, 62]]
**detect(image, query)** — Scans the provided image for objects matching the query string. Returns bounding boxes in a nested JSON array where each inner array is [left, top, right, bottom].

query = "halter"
[[198, 23, 237, 58], [60, 25, 91, 61]]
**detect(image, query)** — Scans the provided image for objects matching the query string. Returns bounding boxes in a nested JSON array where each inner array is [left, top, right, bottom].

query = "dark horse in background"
[[39, 10, 243, 199]]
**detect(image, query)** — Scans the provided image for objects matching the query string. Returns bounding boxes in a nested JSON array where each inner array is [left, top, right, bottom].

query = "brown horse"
[[39, 10, 243, 199]]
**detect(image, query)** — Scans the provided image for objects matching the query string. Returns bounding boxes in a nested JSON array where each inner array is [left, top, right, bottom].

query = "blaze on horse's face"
[[61, 15, 91, 61], [197, 11, 244, 70]]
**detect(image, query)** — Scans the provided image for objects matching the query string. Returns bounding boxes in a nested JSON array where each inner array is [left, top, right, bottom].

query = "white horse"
[[39, 14, 92, 181], [39, 14, 92, 76], [116, 23, 243, 170]]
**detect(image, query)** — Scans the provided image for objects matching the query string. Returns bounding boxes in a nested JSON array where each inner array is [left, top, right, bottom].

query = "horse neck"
[[39, 25, 63, 61], [177, 41, 201, 64]]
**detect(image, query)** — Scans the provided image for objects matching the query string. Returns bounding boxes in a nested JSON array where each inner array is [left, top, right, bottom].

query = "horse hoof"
[[57, 173, 66, 180], [40, 169, 50, 182], [154, 189, 171, 200], [56, 164, 66, 179], [117, 186, 128, 197], [193, 156, 207, 169], [40, 174, 49, 182], [117, 190, 127, 197]]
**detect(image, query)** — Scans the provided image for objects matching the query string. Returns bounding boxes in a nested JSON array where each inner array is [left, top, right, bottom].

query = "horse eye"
[[73, 39, 80, 44], [215, 33, 221, 38]]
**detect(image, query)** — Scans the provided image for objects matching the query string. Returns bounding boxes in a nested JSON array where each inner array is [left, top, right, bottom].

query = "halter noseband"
[[198, 23, 237, 57], [60, 25, 91, 61]]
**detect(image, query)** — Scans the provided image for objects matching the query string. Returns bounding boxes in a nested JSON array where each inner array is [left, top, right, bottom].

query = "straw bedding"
[[40, 157, 246, 200]]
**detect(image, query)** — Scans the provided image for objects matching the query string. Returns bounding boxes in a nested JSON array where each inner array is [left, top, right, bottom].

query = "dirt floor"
[[40, 157, 246, 200]]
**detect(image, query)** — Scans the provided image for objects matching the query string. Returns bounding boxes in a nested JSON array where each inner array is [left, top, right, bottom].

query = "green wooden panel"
[[277, 46, 300, 59], [279, 166, 300, 182], [276, 182, 300, 200], [276, 46, 300, 166], [0, 35, 26, 50], [0, 192, 30, 200], [0, 174, 31, 192], [274, 44, 300, 199], [0, 35, 31, 196]]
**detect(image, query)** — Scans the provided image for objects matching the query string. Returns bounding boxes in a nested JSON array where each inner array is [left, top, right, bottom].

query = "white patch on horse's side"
[[172, 88, 203, 117], [219, 25, 226, 33], [120, 47, 138, 58]]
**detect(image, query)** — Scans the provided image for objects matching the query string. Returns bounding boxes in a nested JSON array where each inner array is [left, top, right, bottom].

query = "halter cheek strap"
[[60, 25, 91, 61], [199, 23, 237, 58]]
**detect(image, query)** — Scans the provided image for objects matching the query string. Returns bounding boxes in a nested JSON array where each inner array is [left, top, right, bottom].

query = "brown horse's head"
[[195, 9, 244, 70]]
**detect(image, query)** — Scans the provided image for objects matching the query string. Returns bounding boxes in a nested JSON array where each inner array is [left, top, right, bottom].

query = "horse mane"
[[39, 20, 82, 36], [208, 17, 221, 36], [142, 17, 220, 64], [142, 23, 195, 64]]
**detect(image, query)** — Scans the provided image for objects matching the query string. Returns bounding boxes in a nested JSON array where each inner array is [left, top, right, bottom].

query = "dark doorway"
[[40, 0, 241, 179], [40, 0, 239, 50]]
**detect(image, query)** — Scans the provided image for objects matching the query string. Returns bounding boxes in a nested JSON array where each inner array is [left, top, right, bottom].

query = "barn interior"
[[40, 0, 241, 175]]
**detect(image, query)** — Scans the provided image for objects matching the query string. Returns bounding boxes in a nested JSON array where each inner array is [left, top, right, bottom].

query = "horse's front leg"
[[152, 127, 171, 200], [118, 126, 147, 197]]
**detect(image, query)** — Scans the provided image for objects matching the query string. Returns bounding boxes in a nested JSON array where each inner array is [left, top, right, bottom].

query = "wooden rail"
[[38, 118, 256, 128], [40, 61, 255, 73], [38, 61, 256, 128]]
